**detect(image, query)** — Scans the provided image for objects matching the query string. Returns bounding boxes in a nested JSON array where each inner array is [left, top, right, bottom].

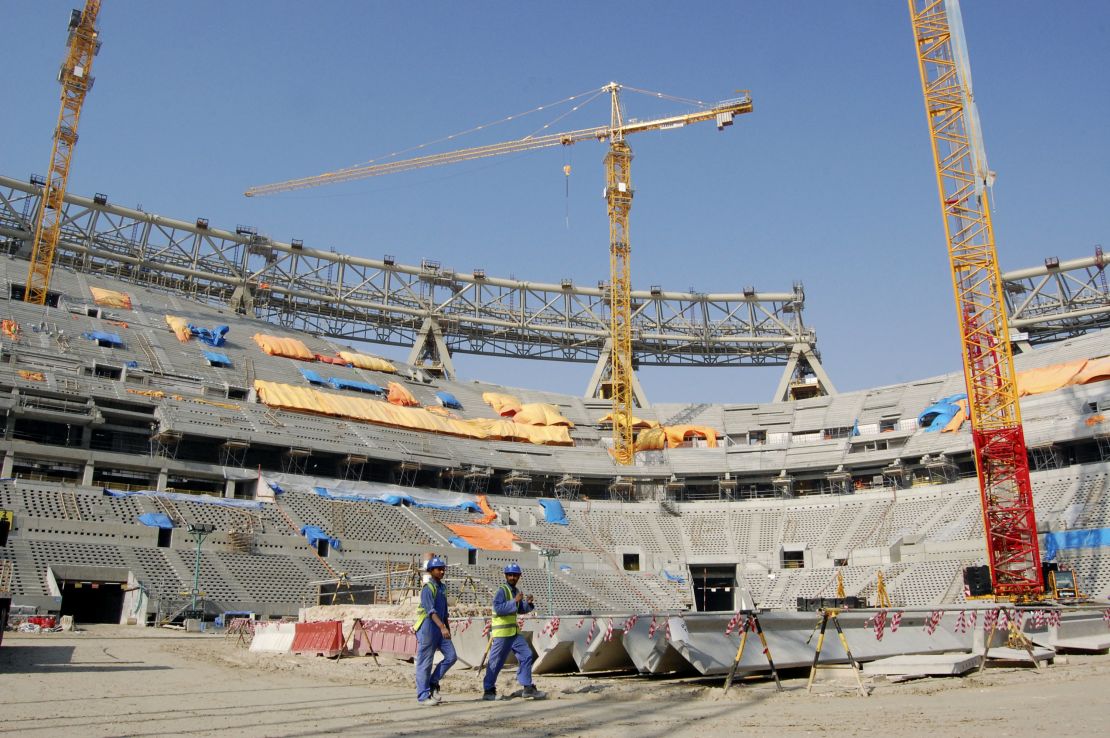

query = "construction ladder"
[[135, 333, 165, 374], [60, 490, 81, 521]]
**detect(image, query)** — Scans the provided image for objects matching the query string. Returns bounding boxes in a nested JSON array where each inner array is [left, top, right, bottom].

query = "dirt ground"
[[1, 625, 1109, 737]]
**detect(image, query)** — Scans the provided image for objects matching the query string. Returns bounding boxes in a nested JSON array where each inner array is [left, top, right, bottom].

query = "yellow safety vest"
[[490, 583, 519, 638], [414, 581, 438, 632]]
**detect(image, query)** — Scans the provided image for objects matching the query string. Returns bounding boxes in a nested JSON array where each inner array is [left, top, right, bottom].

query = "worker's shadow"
[[0, 644, 170, 673]]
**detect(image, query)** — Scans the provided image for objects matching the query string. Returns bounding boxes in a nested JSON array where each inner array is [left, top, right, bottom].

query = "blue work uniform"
[[483, 582, 535, 692], [414, 579, 457, 701]]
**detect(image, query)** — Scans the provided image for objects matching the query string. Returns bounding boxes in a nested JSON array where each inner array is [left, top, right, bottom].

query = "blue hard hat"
[[427, 557, 447, 570], [504, 563, 523, 575]]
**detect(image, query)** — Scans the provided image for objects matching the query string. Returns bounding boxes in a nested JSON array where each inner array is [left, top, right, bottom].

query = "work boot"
[[430, 682, 442, 704], [417, 698, 438, 707], [521, 685, 546, 700], [482, 689, 498, 701]]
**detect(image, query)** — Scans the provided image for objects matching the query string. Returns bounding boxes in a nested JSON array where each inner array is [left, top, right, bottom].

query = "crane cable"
[[351, 86, 606, 168]]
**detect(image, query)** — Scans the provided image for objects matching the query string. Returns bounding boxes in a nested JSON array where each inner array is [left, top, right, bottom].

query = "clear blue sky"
[[5, 2, 1109, 404]]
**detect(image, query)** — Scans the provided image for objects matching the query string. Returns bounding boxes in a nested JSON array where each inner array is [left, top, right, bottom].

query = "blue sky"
[[5, 2, 1109, 404]]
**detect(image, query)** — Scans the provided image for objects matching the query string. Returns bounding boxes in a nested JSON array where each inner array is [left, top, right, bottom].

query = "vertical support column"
[[156, 467, 168, 492], [81, 459, 94, 486]]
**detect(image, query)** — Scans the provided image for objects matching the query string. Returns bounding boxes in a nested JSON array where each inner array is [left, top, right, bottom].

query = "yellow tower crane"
[[25, 1, 102, 305], [246, 83, 752, 464]]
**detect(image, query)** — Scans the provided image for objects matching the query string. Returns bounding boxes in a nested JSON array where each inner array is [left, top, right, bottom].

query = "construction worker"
[[413, 557, 456, 705], [482, 563, 545, 701]]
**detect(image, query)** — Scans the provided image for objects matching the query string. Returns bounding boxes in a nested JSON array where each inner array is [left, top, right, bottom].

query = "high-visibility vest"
[[414, 581, 438, 632], [490, 583, 519, 638]]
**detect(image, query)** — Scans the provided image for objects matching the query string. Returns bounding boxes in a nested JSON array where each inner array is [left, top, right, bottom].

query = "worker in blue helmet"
[[413, 556, 457, 705], [482, 563, 545, 700]]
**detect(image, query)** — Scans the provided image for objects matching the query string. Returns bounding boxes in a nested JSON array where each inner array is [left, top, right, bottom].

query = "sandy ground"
[[1, 625, 1109, 737]]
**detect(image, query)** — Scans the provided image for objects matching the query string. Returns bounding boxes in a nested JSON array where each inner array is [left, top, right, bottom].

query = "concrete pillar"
[[157, 467, 168, 492], [1, 451, 13, 478], [82, 459, 95, 486], [224, 478, 235, 499]]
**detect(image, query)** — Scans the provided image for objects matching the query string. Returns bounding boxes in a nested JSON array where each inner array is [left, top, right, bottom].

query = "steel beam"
[[0, 174, 813, 367]]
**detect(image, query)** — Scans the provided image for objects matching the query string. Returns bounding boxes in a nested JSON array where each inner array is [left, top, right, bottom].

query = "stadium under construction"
[[2, 0, 1109, 690]]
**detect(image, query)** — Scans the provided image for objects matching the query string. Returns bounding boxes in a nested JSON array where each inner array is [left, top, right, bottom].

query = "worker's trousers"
[[483, 633, 533, 692], [415, 620, 457, 701]]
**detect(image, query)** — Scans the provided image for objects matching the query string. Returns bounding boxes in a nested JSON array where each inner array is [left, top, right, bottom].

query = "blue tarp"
[[300, 368, 327, 385], [663, 570, 686, 584], [538, 498, 569, 526], [559, 564, 573, 573], [204, 351, 233, 367], [125, 360, 139, 369], [189, 324, 229, 347], [328, 377, 385, 394], [311, 485, 482, 512], [103, 488, 261, 510], [436, 391, 462, 409], [448, 536, 477, 550], [1043, 527, 1110, 561], [300, 525, 341, 551], [83, 331, 123, 346], [918, 393, 968, 432], [137, 512, 175, 529]]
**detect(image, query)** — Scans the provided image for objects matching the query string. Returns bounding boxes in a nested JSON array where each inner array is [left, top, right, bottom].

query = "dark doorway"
[[59, 580, 125, 624], [316, 538, 329, 557], [157, 527, 172, 548], [691, 565, 735, 612]]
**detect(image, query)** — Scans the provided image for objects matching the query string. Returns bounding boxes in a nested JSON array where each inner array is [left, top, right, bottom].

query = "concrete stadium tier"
[[0, 257, 1107, 629]]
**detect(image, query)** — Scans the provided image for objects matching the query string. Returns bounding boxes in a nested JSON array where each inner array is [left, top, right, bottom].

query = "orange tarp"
[[1016, 359, 1087, 396], [1074, 356, 1110, 385], [663, 424, 719, 448], [254, 333, 315, 361], [941, 399, 968, 433], [475, 495, 497, 524], [445, 523, 517, 551], [387, 381, 419, 407], [598, 412, 658, 429], [634, 426, 667, 452], [90, 286, 132, 309], [339, 351, 397, 373], [253, 380, 573, 447], [483, 392, 522, 417], [514, 403, 574, 427], [17, 370, 44, 382], [1, 319, 20, 341], [165, 315, 192, 342]]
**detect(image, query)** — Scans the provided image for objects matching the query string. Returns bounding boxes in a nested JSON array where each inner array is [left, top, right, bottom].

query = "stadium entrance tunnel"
[[51, 565, 129, 624], [690, 565, 737, 612]]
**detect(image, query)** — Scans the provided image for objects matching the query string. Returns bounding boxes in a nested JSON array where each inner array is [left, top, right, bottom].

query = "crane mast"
[[25, 1, 102, 305], [605, 84, 636, 464], [909, 0, 1042, 597]]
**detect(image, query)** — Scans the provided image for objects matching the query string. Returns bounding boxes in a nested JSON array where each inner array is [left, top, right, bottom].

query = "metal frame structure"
[[909, 0, 1041, 597], [24, 1, 101, 305], [1003, 251, 1110, 348], [0, 174, 819, 375]]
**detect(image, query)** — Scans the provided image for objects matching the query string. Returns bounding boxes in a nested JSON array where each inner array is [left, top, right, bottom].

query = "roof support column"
[[406, 316, 455, 380]]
